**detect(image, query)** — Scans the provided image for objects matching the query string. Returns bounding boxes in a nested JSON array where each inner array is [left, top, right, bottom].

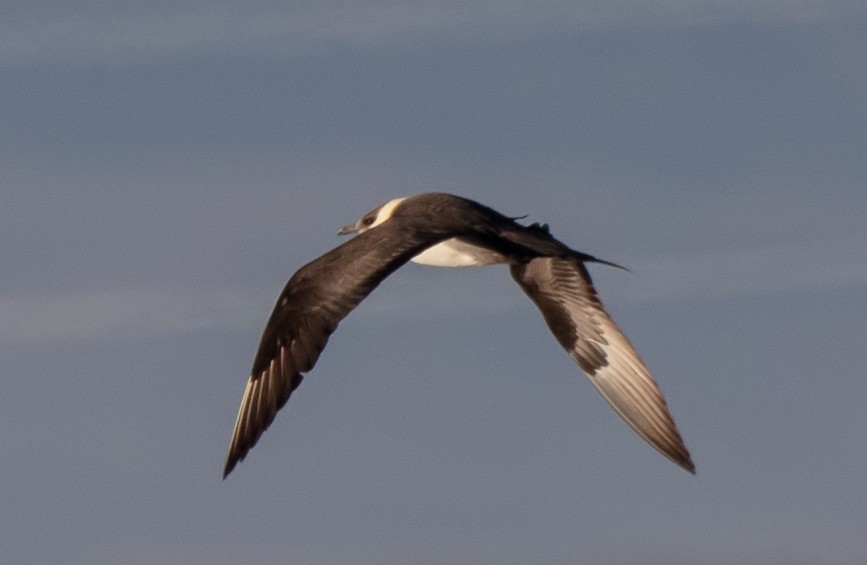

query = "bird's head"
[[338, 197, 407, 236]]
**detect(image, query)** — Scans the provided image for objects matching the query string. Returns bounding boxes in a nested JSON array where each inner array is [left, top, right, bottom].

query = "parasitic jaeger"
[[223, 193, 694, 478]]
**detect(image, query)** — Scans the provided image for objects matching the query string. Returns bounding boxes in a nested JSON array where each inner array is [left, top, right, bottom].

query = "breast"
[[411, 238, 506, 267]]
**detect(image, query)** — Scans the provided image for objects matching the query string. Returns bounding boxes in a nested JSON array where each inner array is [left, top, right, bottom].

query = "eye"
[[362, 217, 374, 226]]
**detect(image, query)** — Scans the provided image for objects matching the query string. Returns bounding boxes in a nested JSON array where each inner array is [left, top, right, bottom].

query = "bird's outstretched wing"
[[510, 257, 694, 473], [223, 223, 444, 478]]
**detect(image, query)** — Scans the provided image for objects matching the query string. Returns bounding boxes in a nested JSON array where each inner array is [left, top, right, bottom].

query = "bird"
[[223, 193, 694, 478]]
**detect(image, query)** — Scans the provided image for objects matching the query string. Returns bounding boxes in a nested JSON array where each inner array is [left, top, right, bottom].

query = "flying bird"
[[223, 193, 694, 478]]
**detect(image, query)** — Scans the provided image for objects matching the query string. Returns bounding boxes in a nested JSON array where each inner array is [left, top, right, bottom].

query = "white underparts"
[[411, 238, 498, 267]]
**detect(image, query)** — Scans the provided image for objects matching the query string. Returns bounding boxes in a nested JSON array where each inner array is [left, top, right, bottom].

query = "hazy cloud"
[[8, 227, 861, 345], [2, 1, 861, 65], [0, 287, 261, 343], [611, 231, 867, 304]]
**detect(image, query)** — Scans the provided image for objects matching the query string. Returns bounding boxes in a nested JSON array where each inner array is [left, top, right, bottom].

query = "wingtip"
[[681, 457, 697, 475], [222, 456, 236, 480], [670, 446, 696, 474], [223, 442, 246, 479]]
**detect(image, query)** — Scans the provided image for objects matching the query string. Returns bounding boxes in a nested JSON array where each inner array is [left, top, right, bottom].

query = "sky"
[[3, 2, 867, 564]]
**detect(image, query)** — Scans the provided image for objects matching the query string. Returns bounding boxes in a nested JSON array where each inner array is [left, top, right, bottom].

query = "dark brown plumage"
[[223, 193, 694, 478]]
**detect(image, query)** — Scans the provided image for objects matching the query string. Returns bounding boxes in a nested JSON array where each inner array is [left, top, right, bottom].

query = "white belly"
[[411, 238, 501, 267]]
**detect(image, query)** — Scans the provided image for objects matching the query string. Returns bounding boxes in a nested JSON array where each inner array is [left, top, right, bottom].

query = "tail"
[[581, 253, 629, 272]]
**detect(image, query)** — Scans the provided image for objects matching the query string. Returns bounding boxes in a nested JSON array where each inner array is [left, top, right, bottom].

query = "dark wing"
[[510, 257, 694, 473], [223, 222, 445, 478]]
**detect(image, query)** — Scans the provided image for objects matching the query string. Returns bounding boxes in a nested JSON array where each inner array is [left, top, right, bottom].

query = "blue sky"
[[3, 2, 867, 564]]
